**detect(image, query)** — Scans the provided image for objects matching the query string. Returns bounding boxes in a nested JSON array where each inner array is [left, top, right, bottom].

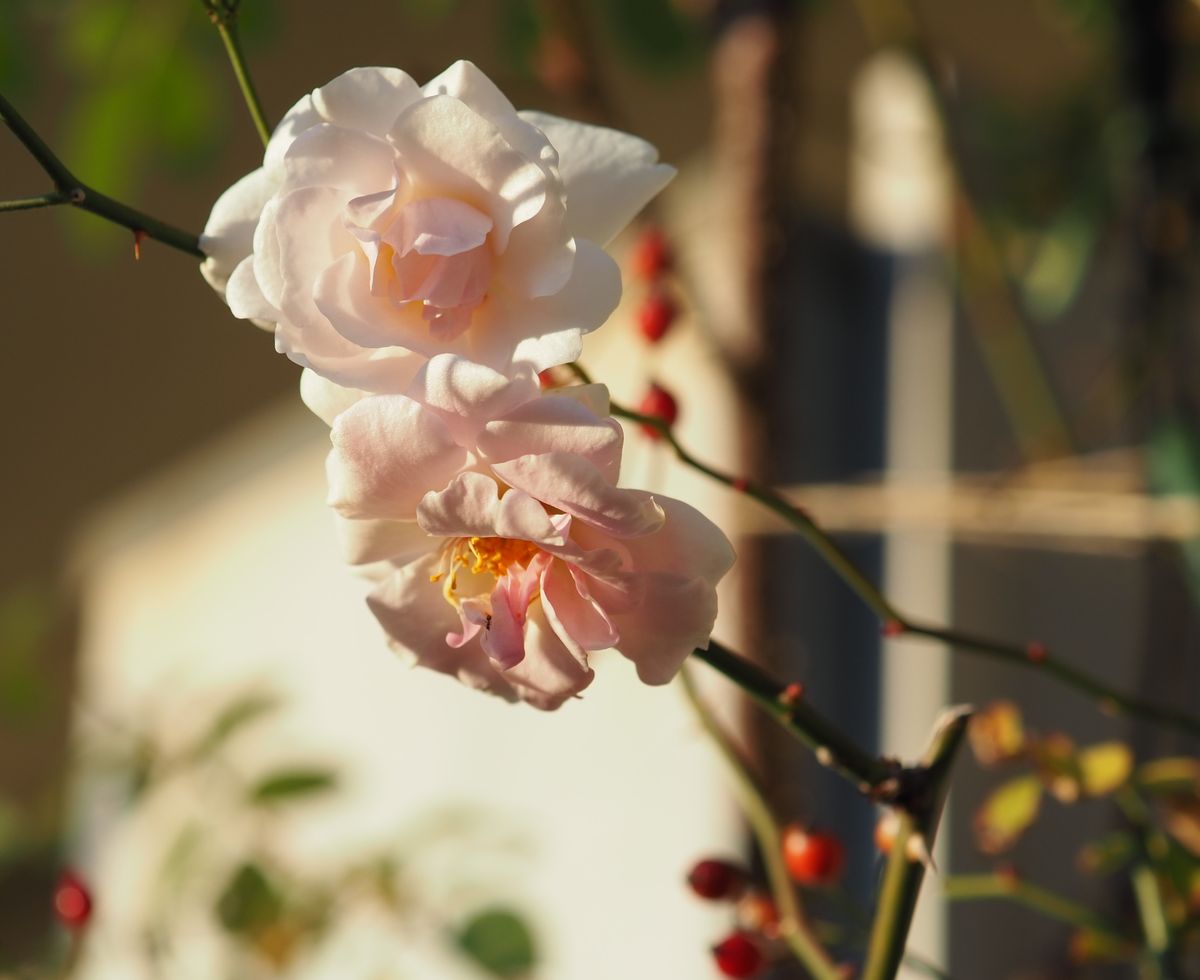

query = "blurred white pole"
[[852, 53, 953, 977]]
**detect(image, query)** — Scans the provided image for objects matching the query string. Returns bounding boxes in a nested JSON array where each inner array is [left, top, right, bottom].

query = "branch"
[[0, 92, 204, 258], [694, 641, 899, 793], [568, 364, 1200, 741], [944, 873, 1136, 949], [862, 707, 972, 980], [200, 0, 271, 148], [680, 668, 845, 980]]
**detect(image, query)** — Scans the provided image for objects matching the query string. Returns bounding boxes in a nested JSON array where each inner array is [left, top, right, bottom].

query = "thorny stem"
[[862, 708, 971, 980], [565, 364, 1200, 741], [680, 669, 844, 980], [694, 641, 899, 794], [201, 0, 272, 148], [944, 874, 1137, 950], [0, 92, 204, 258]]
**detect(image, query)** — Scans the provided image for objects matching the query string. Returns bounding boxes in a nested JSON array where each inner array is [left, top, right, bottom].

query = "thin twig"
[[0, 92, 203, 258], [944, 873, 1137, 949], [0, 191, 68, 212], [680, 668, 844, 980], [201, 0, 271, 148], [566, 363, 1200, 740]]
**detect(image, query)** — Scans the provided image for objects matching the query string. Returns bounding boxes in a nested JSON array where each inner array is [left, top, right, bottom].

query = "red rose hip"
[[782, 825, 845, 885], [687, 858, 745, 900], [638, 382, 678, 439], [636, 289, 678, 343], [712, 931, 766, 978], [54, 870, 93, 930], [630, 226, 672, 281]]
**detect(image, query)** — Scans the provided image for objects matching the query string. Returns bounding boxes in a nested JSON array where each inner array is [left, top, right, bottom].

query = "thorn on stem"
[[1025, 641, 1048, 665], [67, 187, 85, 204], [778, 682, 804, 708], [732, 477, 750, 493], [132, 229, 146, 261], [882, 618, 905, 638], [815, 746, 835, 768]]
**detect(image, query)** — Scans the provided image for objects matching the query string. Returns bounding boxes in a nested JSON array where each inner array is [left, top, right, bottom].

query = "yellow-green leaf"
[[974, 775, 1043, 854], [1138, 757, 1200, 795], [1078, 742, 1133, 797]]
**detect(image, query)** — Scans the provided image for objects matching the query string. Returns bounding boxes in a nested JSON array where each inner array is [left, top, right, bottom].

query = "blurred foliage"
[[457, 906, 538, 978], [4, 685, 539, 978], [0, 584, 55, 727]]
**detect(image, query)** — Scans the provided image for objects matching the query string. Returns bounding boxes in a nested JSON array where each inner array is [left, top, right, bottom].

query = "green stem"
[[567, 363, 1200, 741], [204, 3, 272, 148], [0, 191, 68, 212], [694, 641, 898, 792], [944, 874, 1136, 948], [680, 669, 844, 980], [861, 707, 971, 980], [0, 92, 203, 258], [1115, 787, 1174, 976]]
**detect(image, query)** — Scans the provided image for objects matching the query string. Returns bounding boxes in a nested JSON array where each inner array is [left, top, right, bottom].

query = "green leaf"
[[1078, 831, 1136, 875], [187, 692, 281, 763], [1138, 757, 1200, 795], [456, 907, 537, 977], [216, 862, 283, 935], [1078, 741, 1133, 797], [974, 775, 1043, 854], [249, 768, 337, 806]]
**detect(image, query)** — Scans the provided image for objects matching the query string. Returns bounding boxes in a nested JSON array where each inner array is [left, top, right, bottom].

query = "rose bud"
[[631, 225, 672, 281], [687, 858, 746, 901], [636, 289, 678, 343], [712, 931, 767, 978], [54, 870, 93, 930]]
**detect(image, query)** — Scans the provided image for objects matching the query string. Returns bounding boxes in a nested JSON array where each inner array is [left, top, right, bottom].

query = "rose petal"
[[503, 599, 594, 709], [389, 96, 548, 250], [368, 554, 519, 702], [225, 255, 279, 327], [299, 369, 367, 426], [479, 393, 622, 480], [264, 93, 322, 179], [491, 453, 665, 538], [541, 558, 619, 657], [408, 355, 538, 443], [520, 110, 676, 246], [611, 573, 718, 685], [616, 497, 735, 587], [200, 166, 278, 293], [312, 66, 421, 137], [281, 124, 398, 198], [335, 515, 432, 566], [329, 395, 468, 519]]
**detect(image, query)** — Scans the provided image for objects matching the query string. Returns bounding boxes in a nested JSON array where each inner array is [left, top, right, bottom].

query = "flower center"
[[430, 536, 541, 608]]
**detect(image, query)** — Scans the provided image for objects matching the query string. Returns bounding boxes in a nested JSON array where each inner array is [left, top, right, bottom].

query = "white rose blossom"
[[200, 61, 675, 390]]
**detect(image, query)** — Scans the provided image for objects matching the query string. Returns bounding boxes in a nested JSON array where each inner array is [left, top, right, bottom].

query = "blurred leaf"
[[159, 823, 205, 896], [500, 0, 543, 76], [187, 691, 281, 763], [1068, 928, 1137, 965], [1078, 742, 1133, 797], [1162, 797, 1200, 858], [974, 775, 1042, 854], [968, 701, 1026, 767], [216, 862, 283, 934], [61, 0, 134, 69], [456, 907, 537, 978], [1139, 757, 1200, 795], [249, 768, 337, 806], [1019, 206, 1095, 320], [1078, 831, 1136, 875], [151, 50, 219, 171], [0, 584, 54, 725], [1031, 733, 1082, 803], [594, 0, 702, 73]]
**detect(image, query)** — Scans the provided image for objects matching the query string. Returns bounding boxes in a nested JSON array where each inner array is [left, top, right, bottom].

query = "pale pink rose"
[[200, 61, 675, 391], [362, 469, 733, 710], [324, 356, 734, 709]]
